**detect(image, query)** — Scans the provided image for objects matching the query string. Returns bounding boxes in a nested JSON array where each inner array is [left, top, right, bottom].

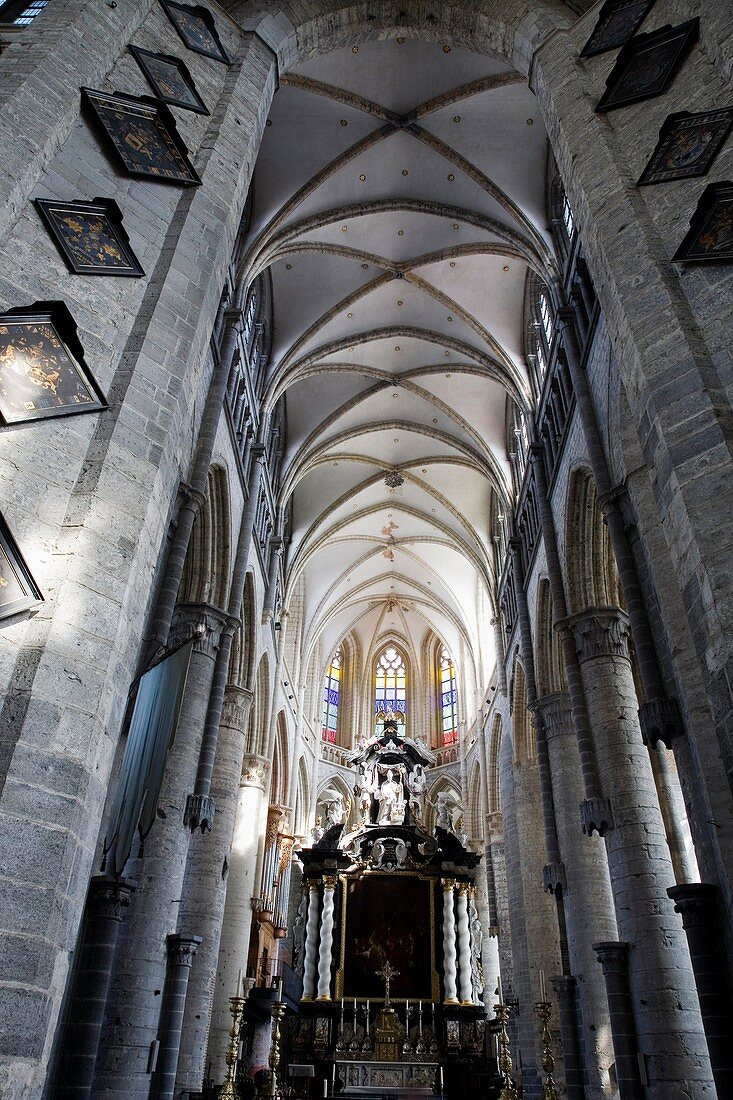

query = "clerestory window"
[[0, 0, 49, 24], [322, 647, 342, 743], [439, 648, 458, 746]]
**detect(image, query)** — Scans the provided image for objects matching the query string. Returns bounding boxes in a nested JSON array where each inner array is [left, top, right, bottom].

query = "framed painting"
[[129, 45, 209, 115], [0, 514, 42, 622], [581, 0, 656, 59], [81, 87, 201, 186], [159, 1, 231, 64], [34, 197, 144, 277], [596, 19, 699, 113], [638, 108, 733, 185], [337, 873, 438, 1001], [673, 181, 733, 264], [0, 301, 107, 425]]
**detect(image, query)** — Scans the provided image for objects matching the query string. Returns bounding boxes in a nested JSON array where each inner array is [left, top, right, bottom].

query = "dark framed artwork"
[[673, 181, 733, 264], [638, 108, 733, 185], [0, 301, 107, 425], [581, 0, 656, 59], [34, 197, 144, 277], [0, 514, 42, 622], [337, 873, 438, 1001], [159, 1, 231, 64], [129, 45, 209, 115], [596, 19, 700, 113], [81, 87, 201, 186]]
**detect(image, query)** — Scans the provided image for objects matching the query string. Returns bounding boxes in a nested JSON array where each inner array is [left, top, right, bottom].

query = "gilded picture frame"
[[34, 197, 144, 277], [673, 181, 733, 264], [595, 19, 699, 113], [0, 513, 42, 622], [0, 302, 107, 426], [581, 0, 656, 59], [81, 87, 201, 186], [159, 0, 231, 65], [638, 108, 733, 185], [129, 45, 209, 115], [335, 870, 439, 1002]]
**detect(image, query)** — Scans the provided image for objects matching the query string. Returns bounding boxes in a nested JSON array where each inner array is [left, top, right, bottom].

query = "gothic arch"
[[511, 657, 534, 764], [467, 760, 485, 842], [316, 771, 354, 831], [228, 572, 256, 690], [271, 710, 290, 808], [180, 464, 231, 609], [249, 652, 271, 757], [535, 577, 566, 696], [487, 713, 504, 815], [565, 468, 621, 614]]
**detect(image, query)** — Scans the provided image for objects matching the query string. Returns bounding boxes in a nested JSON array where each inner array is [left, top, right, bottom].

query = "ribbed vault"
[[240, 32, 555, 694]]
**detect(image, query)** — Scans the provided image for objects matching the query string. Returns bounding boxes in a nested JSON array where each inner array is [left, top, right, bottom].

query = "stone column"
[[668, 884, 733, 1100], [151, 933, 201, 1100], [97, 603, 227, 1097], [550, 976, 583, 1100], [175, 685, 254, 1094], [593, 943, 644, 1100], [486, 812, 513, 992], [456, 883, 473, 1006], [302, 878, 321, 1001], [55, 877, 135, 1099], [569, 608, 714, 1099], [535, 692, 617, 1100], [442, 879, 459, 1004], [207, 751, 269, 1079], [316, 875, 337, 1001]]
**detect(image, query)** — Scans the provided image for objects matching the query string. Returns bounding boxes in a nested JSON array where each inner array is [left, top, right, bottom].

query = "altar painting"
[[340, 874, 435, 1000]]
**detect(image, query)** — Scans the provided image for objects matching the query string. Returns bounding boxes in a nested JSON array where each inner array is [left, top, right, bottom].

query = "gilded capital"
[[441, 877, 456, 892], [323, 874, 338, 891]]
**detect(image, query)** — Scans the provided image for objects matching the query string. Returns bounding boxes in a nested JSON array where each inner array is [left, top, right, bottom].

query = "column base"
[[316, 995, 332, 1002], [443, 998, 460, 1005]]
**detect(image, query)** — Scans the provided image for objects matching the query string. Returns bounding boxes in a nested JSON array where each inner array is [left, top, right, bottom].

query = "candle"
[[439, 1066, 443, 1093], [354, 996, 357, 1024], [277, 978, 283, 1001], [236, 969, 242, 998], [366, 1000, 370, 1036], [323, 1081, 327, 1097], [497, 972, 503, 1004], [406, 998, 409, 1019], [539, 969, 546, 1003], [418, 1000, 423, 1037]]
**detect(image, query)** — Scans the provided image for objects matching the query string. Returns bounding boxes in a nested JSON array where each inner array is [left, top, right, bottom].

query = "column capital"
[[166, 933, 202, 968], [638, 696, 683, 748], [564, 607, 631, 664], [441, 877, 456, 892], [456, 882, 470, 897], [323, 874, 338, 891], [87, 875, 135, 922], [241, 752, 269, 789], [486, 811, 504, 841], [580, 795, 614, 837], [169, 601, 229, 658], [592, 940, 630, 975], [222, 685, 255, 730], [533, 692, 572, 740], [667, 883, 719, 928], [542, 860, 567, 895], [307, 877, 321, 893]]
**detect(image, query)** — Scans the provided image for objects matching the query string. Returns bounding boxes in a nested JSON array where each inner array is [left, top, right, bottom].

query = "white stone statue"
[[407, 763, 427, 824], [433, 789, 466, 842], [377, 768, 406, 825], [320, 788, 346, 828], [356, 767, 376, 824]]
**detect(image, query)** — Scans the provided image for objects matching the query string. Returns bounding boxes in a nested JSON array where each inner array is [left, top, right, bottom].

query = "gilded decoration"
[[35, 198, 144, 277]]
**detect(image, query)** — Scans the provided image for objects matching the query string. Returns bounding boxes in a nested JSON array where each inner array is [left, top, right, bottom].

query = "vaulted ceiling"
[[241, 36, 556, 690]]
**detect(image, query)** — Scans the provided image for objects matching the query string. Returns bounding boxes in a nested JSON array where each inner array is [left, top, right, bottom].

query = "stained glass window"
[[374, 645, 406, 726], [440, 648, 458, 745], [322, 647, 341, 743]]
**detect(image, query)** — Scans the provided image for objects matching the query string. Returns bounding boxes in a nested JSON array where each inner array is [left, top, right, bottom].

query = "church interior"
[[0, 1, 731, 1098]]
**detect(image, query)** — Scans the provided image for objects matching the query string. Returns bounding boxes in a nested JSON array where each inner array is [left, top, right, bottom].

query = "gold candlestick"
[[535, 1000, 559, 1100], [494, 1001, 520, 1100], [260, 999, 287, 1099], [219, 995, 246, 1099]]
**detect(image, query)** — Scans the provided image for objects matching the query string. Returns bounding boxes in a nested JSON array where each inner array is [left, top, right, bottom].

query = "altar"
[[337, 1060, 438, 1093]]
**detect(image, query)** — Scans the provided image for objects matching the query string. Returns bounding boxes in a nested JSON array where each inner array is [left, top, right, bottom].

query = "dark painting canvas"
[[673, 181, 733, 263], [581, 0, 656, 59], [35, 198, 144, 276], [81, 88, 200, 186], [596, 19, 699, 113], [638, 109, 733, 185], [341, 875, 435, 1000], [129, 46, 208, 114], [160, 1, 231, 64]]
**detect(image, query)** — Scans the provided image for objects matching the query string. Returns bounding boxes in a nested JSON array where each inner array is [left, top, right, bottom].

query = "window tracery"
[[439, 648, 458, 746], [322, 647, 342, 743], [374, 645, 406, 729]]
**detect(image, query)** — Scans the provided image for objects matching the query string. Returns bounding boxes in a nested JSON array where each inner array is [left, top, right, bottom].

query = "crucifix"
[[376, 962, 399, 1006]]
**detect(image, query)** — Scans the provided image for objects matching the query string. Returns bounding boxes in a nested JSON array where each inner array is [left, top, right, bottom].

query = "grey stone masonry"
[[569, 608, 714, 1099], [536, 692, 617, 1100], [96, 603, 227, 1097], [175, 685, 254, 1093]]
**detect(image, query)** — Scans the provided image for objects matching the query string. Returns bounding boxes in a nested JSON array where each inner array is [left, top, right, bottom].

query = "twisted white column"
[[456, 883, 473, 1005], [442, 878, 459, 1004], [316, 875, 337, 1001], [301, 879, 321, 1001]]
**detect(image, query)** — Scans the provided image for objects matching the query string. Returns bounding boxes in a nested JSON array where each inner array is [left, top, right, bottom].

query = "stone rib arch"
[[179, 464, 232, 610], [565, 467, 622, 615]]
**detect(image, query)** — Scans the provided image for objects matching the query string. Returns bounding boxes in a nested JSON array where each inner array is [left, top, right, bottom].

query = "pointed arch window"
[[439, 649, 458, 746], [0, 0, 49, 22], [374, 646, 406, 727], [322, 647, 342, 743]]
